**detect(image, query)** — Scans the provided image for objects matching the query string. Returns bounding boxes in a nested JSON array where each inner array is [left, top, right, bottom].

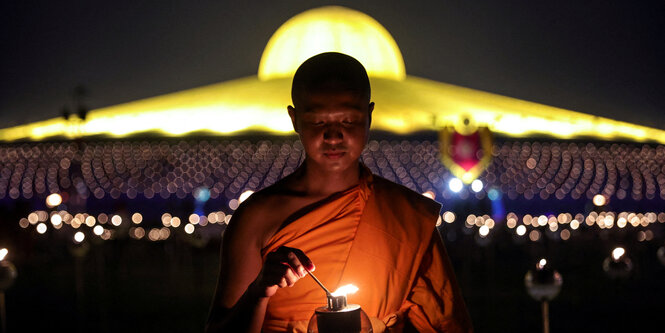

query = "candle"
[[307, 284, 371, 333]]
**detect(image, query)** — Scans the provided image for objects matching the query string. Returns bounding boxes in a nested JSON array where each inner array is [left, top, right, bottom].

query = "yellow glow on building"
[[258, 6, 405, 81], [1, 6, 664, 144]]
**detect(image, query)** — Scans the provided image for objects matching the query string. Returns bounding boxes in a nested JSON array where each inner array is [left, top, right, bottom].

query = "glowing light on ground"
[[93, 225, 104, 236], [132, 213, 143, 224], [45, 193, 62, 207], [443, 211, 456, 223], [50, 214, 62, 226], [74, 231, 85, 243], [529, 230, 541, 241], [111, 215, 122, 226], [570, 220, 580, 230], [0, 248, 7, 261], [85, 216, 96, 227], [162, 213, 172, 227], [471, 179, 483, 193], [560, 229, 571, 240], [449, 178, 463, 193], [593, 194, 607, 206], [479, 225, 490, 237]]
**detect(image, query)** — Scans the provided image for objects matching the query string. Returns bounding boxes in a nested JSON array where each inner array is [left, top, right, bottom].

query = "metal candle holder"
[[305, 268, 370, 333]]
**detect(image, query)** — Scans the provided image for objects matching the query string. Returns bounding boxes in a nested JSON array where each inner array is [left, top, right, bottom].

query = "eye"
[[307, 120, 324, 127]]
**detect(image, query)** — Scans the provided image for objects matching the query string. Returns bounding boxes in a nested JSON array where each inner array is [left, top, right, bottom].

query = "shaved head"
[[291, 52, 371, 109]]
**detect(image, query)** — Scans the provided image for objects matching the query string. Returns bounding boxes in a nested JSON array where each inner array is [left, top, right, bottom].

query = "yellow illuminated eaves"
[[3, 75, 664, 144], [258, 6, 406, 81], [368, 76, 665, 144], [0, 77, 294, 141]]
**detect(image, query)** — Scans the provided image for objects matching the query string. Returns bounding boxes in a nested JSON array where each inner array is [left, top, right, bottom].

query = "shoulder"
[[223, 181, 287, 248]]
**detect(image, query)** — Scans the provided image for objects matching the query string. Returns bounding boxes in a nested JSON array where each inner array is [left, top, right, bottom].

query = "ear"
[[367, 102, 374, 128], [288, 105, 299, 133]]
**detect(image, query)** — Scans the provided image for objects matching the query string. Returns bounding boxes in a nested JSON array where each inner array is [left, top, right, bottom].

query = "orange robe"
[[261, 169, 473, 332]]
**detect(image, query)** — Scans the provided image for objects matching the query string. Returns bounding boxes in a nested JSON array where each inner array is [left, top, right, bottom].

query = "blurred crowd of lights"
[[487, 141, 665, 201], [0, 140, 306, 202], [3, 138, 664, 248], [0, 139, 663, 204]]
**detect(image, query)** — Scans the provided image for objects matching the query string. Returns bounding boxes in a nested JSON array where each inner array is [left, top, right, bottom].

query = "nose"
[[323, 123, 343, 144]]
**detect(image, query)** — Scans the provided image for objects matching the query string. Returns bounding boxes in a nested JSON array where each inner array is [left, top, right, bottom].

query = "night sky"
[[1, 1, 664, 130]]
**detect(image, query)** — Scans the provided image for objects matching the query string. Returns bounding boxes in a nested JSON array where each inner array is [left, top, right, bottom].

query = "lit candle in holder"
[[307, 283, 372, 333]]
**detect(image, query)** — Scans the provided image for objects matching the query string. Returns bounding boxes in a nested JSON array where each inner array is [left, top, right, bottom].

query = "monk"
[[205, 52, 473, 333]]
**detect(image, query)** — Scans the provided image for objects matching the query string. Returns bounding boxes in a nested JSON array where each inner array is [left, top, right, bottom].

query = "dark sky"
[[2, 0, 664, 129]]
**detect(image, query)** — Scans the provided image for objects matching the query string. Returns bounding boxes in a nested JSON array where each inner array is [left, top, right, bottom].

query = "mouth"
[[323, 151, 345, 159]]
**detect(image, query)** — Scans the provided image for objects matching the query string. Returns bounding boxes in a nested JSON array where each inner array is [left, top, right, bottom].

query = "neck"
[[297, 160, 361, 197]]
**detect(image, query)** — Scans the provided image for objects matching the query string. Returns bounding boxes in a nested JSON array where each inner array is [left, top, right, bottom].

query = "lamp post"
[[602, 247, 632, 279], [0, 248, 18, 333], [524, 258, 562, 333], [658, 246, 665, 267], [68, 233, 89, 333]]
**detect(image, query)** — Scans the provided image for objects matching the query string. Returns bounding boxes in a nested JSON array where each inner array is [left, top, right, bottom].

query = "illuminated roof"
[[1, 6, 665, 144], [258, 6, 405, 81]]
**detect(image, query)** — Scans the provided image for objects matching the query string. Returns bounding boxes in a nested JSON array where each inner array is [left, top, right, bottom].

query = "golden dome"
[[258, 6, 405, 81]]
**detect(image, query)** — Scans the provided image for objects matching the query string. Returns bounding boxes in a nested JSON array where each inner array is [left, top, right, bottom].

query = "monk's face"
[[288, 90, 374, 174]]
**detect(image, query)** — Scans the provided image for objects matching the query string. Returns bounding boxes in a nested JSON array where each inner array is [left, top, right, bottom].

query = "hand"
[[252, 246, 315, 298]]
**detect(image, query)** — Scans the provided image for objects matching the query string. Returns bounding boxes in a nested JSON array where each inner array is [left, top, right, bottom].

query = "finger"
[[281, 247, 315, 273], [290, 248, 314, 271], [271, 247, 310, 276], [277, 277, 288, 288], [283, 266, 300, 287], [285, 251, 307, 278]]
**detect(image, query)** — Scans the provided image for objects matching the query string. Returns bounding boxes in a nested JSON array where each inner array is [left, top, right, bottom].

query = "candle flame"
[[331, 284, 358, 297], [0, 248, 7, 261]]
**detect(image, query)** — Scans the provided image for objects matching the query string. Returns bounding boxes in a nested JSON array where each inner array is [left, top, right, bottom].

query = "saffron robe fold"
[[261, 170, 472, 332]]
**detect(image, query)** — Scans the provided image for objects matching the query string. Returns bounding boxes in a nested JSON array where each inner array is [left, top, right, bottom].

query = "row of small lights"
[[18, 191, 246, 244], [435, 209, 664, 242], [21, 189, 663, 247], [21, 208, 661, 246], [23, 192, 230, 242], [19, 209, 232, 243]]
